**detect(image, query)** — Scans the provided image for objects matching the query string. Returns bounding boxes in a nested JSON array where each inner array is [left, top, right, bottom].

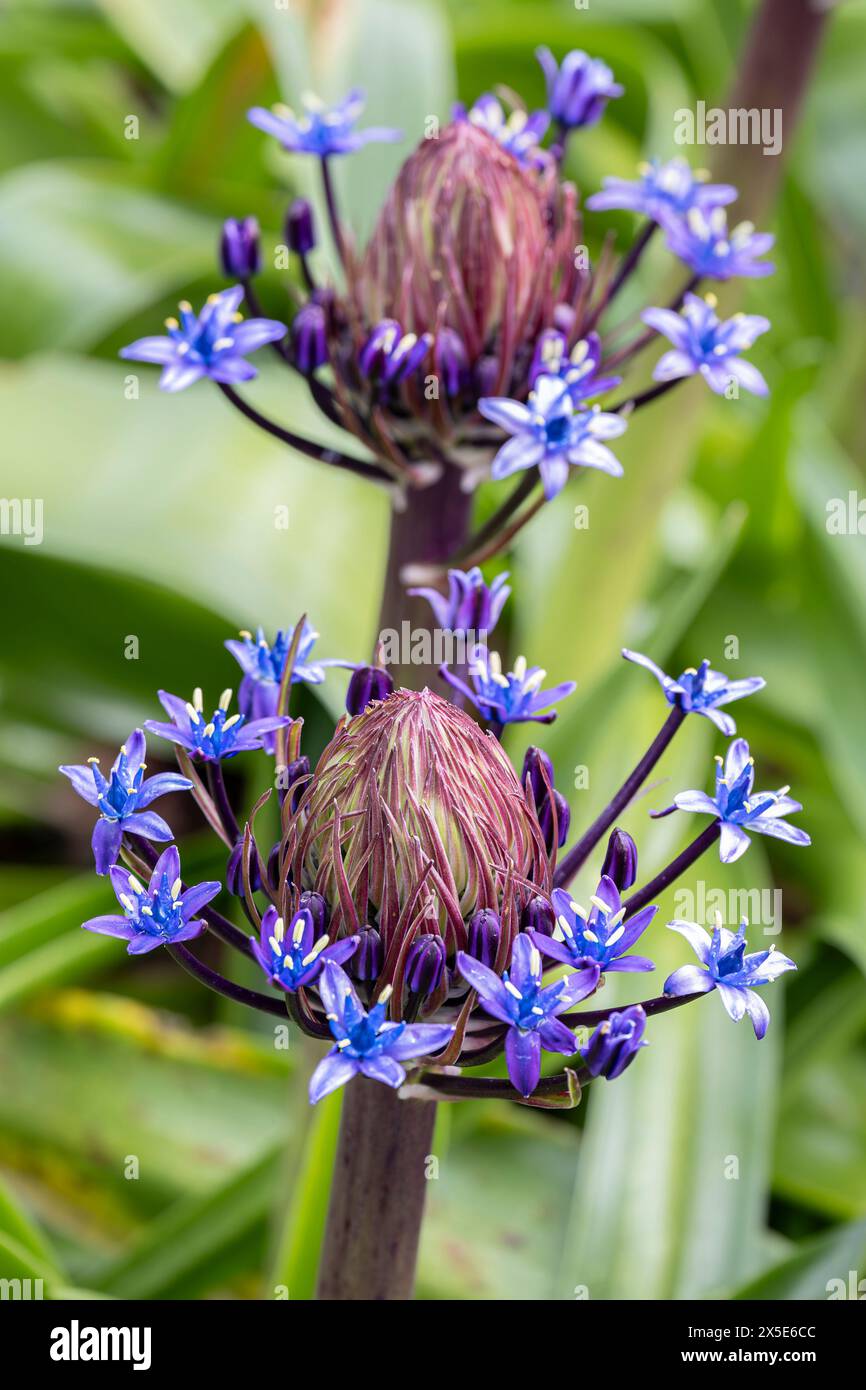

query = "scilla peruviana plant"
[[73, 31, 816, 1300]]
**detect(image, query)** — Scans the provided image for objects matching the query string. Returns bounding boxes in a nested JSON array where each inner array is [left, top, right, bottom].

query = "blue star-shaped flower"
[[309, 964, 454, 1104], [587, 158, 737, 222], [408, 567, 510, 638], [479, 374, 627, 501], [622, 649, 766, 735], [454, 94, 550, 167], [536, 47, 623, 130], [532, 875, 658, 974], [457, 935, 600, 1098], [642, 293, 770, 397], [251, 905, 359, 994], [225, 620, 349, 748], [248, 89, 401, 157], [145, 687, 291, 762], [580, 1005, 648, 1079], [662, 207, 775, 280], [119, 286, 287, 392], [528, 331, 622, 400], [60, 730, 191, 874], [81, 845, 220, 955], [670, 738, 810, 864], [441, 648, 576, 727], [664, 915, 796, 1039]]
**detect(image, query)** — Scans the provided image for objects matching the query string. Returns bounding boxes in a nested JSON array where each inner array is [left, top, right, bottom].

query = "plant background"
[[1, 0, 865, 1300]]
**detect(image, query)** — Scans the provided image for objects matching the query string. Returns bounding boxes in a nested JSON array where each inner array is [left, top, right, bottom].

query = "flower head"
[[251, 905, 358, 993], [60, 730, 191, 874], [225, 620, 343, 742], [642, 293, 770, 397], [587, 158, 737, 221], [580, 1005, 648, 1079], [529, 330, 622, 401], [623, 649, 766, 735], [82, 845, 219, 955], [457, 935, 599, 1097], [664, 914, 796, 1038], [309, 963, 454, 1103], [663, 207, 775, 280], [441, 649, 576, 727], [359, 117, 561, 364], [534, 875, 657, 974], [455, 94, 550, 167], [536, 47, 623, 130], [408, 566, 510, 637], [145, 687, 290, 762], [248, 89, 401, 157], [671, 738, 810, 864], [285, 688, 552, 1005], [119, 287, 286, 392], [479, 374, 627, 500]]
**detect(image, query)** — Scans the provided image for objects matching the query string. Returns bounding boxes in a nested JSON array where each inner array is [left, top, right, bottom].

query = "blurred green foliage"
[[0, 0, 864, 1300]]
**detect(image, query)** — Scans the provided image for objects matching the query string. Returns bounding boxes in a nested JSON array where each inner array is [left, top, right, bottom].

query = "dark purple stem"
[[321, 156, 348, 270], [564, 989, 706, 1028], [217, 383, 390, 485], [167, 944, 287, 1018], [316, 1077, 436, 1300], [206, 762, 240, 844], [611, 378, 682, 415], [603, 273, 700, 371], [554, 707, 687, 889], [622, 820, 722, 919], [582, 220, 657, 334]]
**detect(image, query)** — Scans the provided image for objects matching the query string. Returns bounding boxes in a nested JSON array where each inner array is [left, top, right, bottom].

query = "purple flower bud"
[[580, 1005, 647, 1080], [405, 934, 446, 996], [226, 839, 262, 897], [298, 890, 329, 938], [359, 319, 431, 385], [286, 198, 316, 255], [346, 665, 394, 717], [284, 756, 311, 813], [220, 216, 261, 278], [466, 909, 501, 968], [435, 327, 470, 396], [473, 354, 500, 398], [600, 827, 638, 892], [352, 926, 383, 982], [266, 842, 283, 893], [521, 895, 556, 937], [538, 789, 570, 853], [522, 745, 555, 808], [292, 300, 328, 374]]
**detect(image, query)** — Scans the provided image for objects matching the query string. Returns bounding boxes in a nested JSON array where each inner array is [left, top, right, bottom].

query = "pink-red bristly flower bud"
[[284, 688, 550, 1007]]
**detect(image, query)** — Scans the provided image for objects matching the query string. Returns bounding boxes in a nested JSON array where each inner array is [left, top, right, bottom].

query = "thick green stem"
[[316, 1077, 437, 1300]]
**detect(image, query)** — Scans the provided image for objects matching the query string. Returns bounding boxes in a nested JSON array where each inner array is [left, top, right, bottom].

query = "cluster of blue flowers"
[[62, 556, 808, 1104], [118, 43, 775, 524]]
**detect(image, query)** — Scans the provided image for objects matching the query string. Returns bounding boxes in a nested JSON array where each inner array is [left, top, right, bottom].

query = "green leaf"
[[0, 165, 217, 355], [93, 1143, 282, 1298], [268, 1087, 342, 1301], [0, 355, 387, 719], [556, 839, 782, 1299], [732, 1219, 866, 1300]]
